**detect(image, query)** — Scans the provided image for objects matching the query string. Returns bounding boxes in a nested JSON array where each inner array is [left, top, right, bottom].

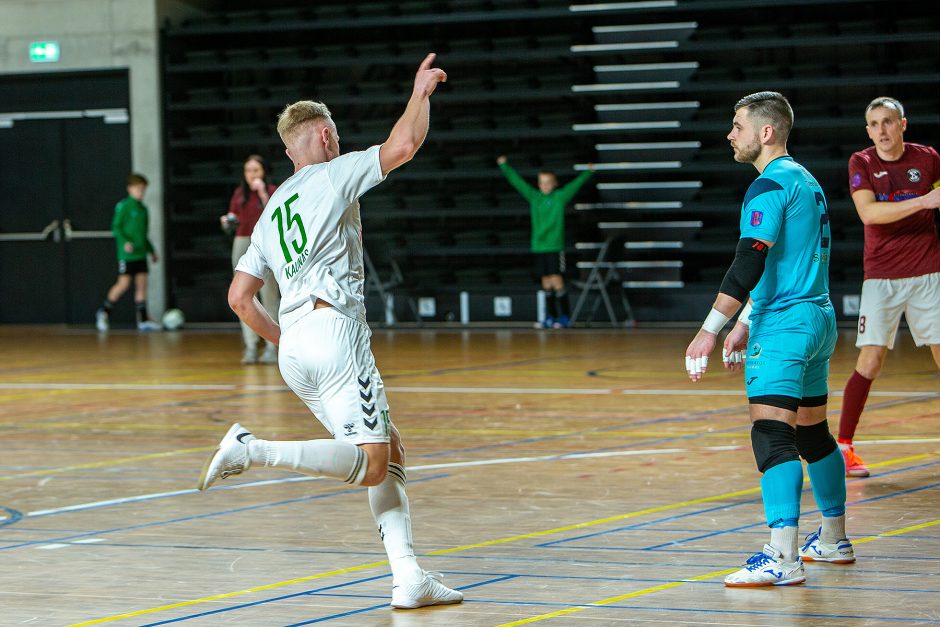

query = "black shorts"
[[534, 251, 566, 278], [118, 259, 148, 276]]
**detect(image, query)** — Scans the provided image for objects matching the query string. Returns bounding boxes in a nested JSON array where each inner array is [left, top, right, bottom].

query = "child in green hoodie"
[[96, 173, 160, 331], [498, 156, 594, 328]]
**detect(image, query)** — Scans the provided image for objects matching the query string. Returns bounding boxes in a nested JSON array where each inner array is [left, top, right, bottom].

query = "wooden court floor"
[[0, 324, 938, 626]]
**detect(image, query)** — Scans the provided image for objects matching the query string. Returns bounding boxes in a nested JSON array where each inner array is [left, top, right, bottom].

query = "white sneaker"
[[391, 571, 463, 609], [96, 309, 110, 332], [800, 527, 856, 563], [197, 423, 254, 490], [241, 348, 257, 364], [259, 344, 278, 364], [724, 544, 805, 587], [137, 320, 161, 331]]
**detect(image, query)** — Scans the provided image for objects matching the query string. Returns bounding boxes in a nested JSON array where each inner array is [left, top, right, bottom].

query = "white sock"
[[369, 462, 423, 584], [821, 515, 847, 543], [247, 439, 367, 484], [770, 525, 799, 562]]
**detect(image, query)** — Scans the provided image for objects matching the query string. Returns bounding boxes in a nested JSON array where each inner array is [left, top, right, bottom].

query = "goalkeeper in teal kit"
[[685, 92, 853, 587]]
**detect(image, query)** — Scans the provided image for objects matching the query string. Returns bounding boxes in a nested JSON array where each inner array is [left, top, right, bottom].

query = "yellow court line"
[[855, 518, 940, 544], [66, 560, 389, 627], [428, 486, 761, 555], [0, 447, 213, 481], [495, 515, 940, 627], [865, 452, 933, 469], [66, 450, 937, 626], [495, 567, 741, 627]]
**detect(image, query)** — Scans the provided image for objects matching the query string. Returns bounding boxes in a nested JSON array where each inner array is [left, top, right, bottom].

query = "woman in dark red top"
[[221, 155, 280, 364]]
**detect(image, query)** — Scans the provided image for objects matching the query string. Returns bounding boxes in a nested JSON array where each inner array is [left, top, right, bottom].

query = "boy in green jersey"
[[497, 156, 593, 328], [96, 173, 161, 331]]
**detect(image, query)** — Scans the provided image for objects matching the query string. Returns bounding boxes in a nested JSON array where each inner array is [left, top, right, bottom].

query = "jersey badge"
[[907, 168, 922, 183], [851, 173, 863, 187], [750, 211, 763, 226]]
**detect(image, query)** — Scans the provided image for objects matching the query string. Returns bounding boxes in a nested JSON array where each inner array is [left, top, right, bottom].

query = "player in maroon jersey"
[[839, 97, 940, 477]]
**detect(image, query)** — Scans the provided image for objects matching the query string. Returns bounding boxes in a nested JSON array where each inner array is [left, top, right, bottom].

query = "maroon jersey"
[[848, 143, 940, 279], [227, 183, 277, 237]]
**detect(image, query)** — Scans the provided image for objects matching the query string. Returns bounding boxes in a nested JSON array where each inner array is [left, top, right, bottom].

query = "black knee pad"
[[751, 419, 800, 473], [795, 419, 838, 463]]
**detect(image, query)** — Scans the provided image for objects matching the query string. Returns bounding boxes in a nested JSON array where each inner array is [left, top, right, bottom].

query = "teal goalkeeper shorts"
[[744, 300, 837, 403]]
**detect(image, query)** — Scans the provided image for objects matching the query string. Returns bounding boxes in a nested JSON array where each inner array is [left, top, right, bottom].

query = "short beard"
[[732, 140, 761, 164]]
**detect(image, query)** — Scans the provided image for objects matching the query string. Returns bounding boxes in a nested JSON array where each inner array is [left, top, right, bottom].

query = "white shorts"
[[855, 272, 940, 349], [278, 306, 391, 445]]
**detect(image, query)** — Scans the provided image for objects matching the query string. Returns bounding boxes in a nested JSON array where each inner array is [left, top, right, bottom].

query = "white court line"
[[858, 438, 940, 446], [0, 383, 235, 391], [387, 386, 613, 395], [1, 382, 936, 397], [24, 447, 705, 518], [15, 439, 940, 519]]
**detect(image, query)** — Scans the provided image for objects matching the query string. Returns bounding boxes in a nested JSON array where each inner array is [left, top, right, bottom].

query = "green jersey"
[[499, 162, 593, 252], [111, 196, 155, 262]]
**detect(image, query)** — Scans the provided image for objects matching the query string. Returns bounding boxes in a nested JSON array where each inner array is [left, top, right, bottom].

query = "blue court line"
[[294, 391, 932, 465], [537, 458, 940, 548], [138, 574, 392, 626], [144, 574, 515, 626], [461, 598, 940, 624], [285, 575, 517, 627], [0, 506, 23, 528], [0, 475, 445, 551], [437, 554, 940, 577], [419, 406, 743, 459], [537, 500, 751, 548], [639, 480, 940, 551], [151, 571, 940, 627]]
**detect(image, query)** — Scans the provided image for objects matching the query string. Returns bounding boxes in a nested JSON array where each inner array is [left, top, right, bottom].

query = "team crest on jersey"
[[750, 211, 763, 226], [907, 168, 922, 183]]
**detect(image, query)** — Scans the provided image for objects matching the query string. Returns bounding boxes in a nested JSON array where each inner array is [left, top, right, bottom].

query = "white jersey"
[[235, 145, 386, 325]]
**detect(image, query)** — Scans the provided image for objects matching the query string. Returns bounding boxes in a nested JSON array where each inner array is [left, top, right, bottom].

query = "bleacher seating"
[[161, 0, 939, 323]]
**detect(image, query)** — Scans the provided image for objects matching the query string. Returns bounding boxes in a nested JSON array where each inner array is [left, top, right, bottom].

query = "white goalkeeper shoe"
[[391, 571, 463, 609], [197, 423, 254, 490]]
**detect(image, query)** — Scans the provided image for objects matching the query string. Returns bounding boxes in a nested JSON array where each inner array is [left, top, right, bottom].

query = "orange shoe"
[[840, 444, 870, 478]]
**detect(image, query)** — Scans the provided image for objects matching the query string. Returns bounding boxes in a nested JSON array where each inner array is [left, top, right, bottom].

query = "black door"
[[0, 70, 132, 324]]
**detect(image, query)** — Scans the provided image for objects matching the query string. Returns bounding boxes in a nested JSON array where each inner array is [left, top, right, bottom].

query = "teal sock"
[[760, 460, 803, 527], [807, 448, 847, 517]]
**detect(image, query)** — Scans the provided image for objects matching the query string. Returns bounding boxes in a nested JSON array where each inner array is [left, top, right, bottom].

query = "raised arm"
[[557, 169, 595, 203], [497, 157, 539, 201], [379, 53, 447, 176]]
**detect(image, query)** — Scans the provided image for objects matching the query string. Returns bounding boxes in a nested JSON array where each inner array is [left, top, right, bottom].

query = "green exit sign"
[[29, 41, 60, 63]]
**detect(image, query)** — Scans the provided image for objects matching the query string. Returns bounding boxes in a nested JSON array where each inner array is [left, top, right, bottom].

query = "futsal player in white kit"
[[197, 54, 462, 610]]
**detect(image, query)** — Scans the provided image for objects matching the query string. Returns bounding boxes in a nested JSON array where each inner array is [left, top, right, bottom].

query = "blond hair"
[[276, 101, 333, 146]]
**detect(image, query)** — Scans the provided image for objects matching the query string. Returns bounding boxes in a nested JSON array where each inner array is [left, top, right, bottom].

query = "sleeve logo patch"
[[750, 211, 764, 226], [851, 173, 862, 188]]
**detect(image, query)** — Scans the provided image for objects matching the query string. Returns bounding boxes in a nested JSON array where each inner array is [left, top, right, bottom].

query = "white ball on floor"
[[162, 308, 185, 330]]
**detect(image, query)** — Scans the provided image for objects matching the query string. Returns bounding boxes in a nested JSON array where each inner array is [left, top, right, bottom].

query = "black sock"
[[545, 292, 557, 319], [102, 299, 115, 313], [556, 289, 570, 318], [135, 301, 147, 323]]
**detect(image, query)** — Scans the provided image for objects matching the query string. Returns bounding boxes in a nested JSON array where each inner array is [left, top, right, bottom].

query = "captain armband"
[[719, 238, 769, 302]]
